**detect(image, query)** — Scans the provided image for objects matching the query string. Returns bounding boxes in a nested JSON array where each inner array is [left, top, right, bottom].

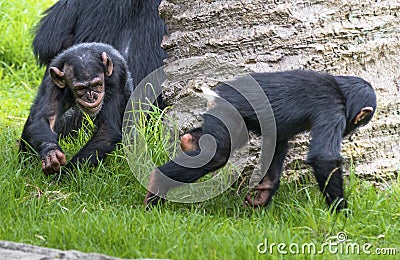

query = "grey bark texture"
[[159, 0, 400, 183]]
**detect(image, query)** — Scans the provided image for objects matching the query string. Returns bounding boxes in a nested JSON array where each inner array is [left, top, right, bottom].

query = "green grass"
[[0, 1, 399, 259]]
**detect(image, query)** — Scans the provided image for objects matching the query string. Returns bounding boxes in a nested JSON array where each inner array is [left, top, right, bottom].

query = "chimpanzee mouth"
[[79, 103, 103, 116]]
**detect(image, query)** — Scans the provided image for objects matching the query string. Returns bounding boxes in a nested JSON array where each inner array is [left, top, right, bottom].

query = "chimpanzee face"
[[49, 52, 113, 116], [68, 71, 106, 116]]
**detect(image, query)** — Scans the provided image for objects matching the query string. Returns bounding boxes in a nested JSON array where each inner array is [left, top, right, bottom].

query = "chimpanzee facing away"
[[20, 43, 133, 176], [145, 70, 377, 211], [33, 0, 167, 88]]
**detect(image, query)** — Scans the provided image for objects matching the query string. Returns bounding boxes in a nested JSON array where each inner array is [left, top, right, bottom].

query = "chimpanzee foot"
[[144, 169, 167, 209], [144, 191, 165, 210], [245, 180, 276, 208]]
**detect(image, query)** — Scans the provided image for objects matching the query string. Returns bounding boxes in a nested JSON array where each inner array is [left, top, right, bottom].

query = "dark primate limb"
[[306, 159, 347, 211], [145, 115, 235, 206], [245, 141, 289, 207]]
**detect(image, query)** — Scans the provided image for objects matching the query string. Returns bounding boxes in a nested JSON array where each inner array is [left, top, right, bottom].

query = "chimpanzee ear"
[[49, 67, 66, 88], [354, 107, 374, 124], [102, 52, 113, 77]]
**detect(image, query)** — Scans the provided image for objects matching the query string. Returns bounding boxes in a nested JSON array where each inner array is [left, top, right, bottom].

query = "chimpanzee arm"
[[306, 115, 348, 212], [20, 77, 67, 175]]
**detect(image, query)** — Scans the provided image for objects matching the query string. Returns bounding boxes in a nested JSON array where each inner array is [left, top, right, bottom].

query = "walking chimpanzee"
[[144, 70, 377, 212]]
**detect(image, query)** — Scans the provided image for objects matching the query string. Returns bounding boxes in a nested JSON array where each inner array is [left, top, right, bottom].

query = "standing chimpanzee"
[[33, 0, 167, 89], [20, 43, 133, 176], [144, 70, 377, 212]]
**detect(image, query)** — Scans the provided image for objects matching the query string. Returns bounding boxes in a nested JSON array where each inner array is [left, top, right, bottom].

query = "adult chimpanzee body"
[[145, 70, 377, 211], [33, 0, 167, 88], [20, 43, 132, 176]]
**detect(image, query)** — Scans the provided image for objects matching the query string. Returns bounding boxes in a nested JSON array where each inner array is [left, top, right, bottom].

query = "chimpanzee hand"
[[41, 149, 66, 176]]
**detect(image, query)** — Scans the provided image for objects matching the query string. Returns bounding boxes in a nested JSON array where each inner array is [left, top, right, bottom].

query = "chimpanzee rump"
[[20, 43, 133, 176], [145, 70, 377, 211]]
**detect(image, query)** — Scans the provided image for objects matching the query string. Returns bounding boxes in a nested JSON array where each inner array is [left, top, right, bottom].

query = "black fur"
[[20, 43, 132, 176], [145, 70, 377, 211], [33, 0, 167, 88]]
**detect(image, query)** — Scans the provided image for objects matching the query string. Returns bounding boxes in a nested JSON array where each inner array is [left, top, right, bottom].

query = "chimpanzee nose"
[[92, 92, 98, 100], [86, 92, 98, 103]]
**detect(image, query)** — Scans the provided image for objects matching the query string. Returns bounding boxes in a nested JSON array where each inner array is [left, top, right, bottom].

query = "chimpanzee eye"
[[76, 89, 87, 96], [74, 85, 86, 91], [91, 82, 103, 92]]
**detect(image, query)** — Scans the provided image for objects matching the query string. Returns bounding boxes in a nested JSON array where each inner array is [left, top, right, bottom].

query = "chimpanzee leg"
[[19, 81, 67, 176], [306, 116, 347, 212], [145, 135, 232, 206], [246, 141, 289, 207], [145, 150, 231, 206]]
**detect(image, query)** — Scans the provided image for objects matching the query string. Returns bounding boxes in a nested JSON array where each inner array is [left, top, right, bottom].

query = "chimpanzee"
[[33, 0, 167, 88], [144, 70, 377, 211], [20, 43, 133, 176]]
